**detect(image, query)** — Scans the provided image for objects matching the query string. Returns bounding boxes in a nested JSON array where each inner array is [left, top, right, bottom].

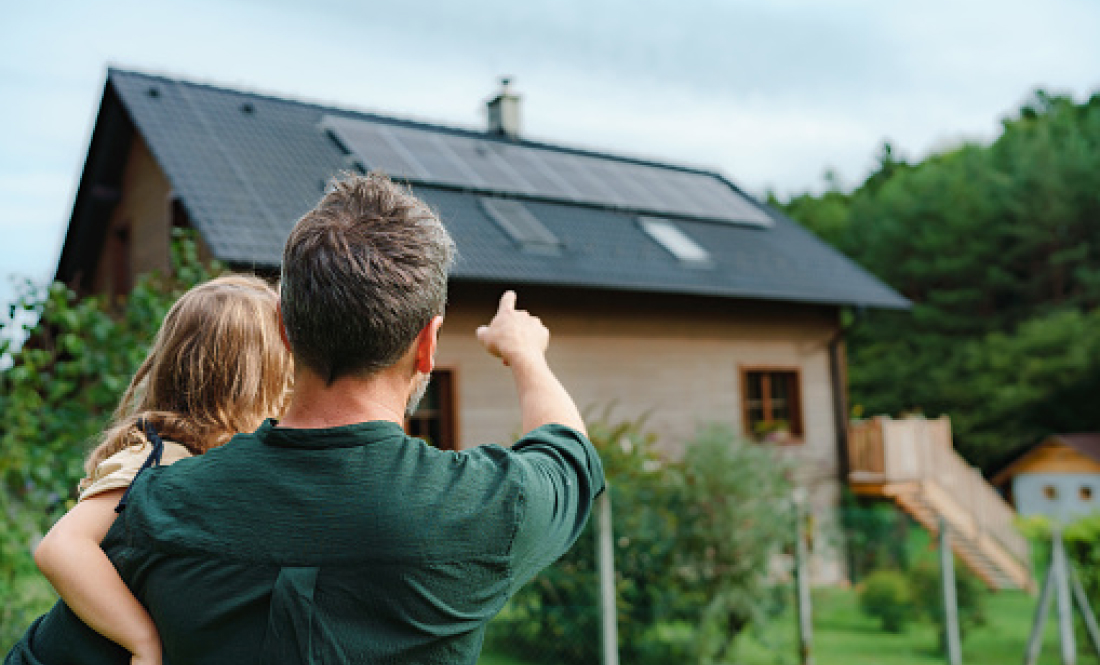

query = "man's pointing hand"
[[476, 291, 550, 367]]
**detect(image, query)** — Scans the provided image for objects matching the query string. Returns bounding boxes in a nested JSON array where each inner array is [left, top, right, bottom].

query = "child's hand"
[[130, 637, 163, 665], [131, 651, 162, 665]]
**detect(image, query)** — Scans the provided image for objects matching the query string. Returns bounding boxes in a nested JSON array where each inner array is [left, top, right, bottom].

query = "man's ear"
[[414, 315, 444, 374], [277, 303, 292, 352]]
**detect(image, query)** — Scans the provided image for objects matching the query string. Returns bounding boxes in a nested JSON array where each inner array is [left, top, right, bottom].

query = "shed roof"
[[1054, 434, 1100, 462], [59, 68, 909, 310], [991, 434, 1100, 486]]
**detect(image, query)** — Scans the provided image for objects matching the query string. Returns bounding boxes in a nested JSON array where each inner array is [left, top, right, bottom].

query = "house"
[[992, 434, 1100, 523], [56, 68, 909, 581]]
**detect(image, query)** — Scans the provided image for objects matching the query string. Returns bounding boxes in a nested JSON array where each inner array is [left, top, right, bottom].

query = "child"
[[31, 274, 293, 665]]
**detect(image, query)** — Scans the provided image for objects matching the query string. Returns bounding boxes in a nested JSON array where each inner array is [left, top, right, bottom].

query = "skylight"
[[638, 217, 712, 266], [480, 198, 562, 255]]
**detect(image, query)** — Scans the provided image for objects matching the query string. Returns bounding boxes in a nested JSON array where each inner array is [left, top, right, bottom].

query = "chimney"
[[486, 77, 521, 139]]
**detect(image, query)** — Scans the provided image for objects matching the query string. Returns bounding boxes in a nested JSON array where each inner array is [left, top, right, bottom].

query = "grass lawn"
[[481, 586, 1099, 665], [736, 586, 1097, 665]]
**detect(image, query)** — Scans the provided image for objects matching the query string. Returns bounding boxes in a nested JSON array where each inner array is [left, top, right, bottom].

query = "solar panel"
[[632, 167, 701, 214], [506, 145, 575, 197], [545, 152, 623, 203], [445, 138, 531, 193], [692, 175, 772, 226], [397, 131, 473, 186], [576, 159, 636, 207], [320, 117, 423, 178], [596, 159, 666, 210], [480, 198, 562, 255], [320, 114, 771, 227]]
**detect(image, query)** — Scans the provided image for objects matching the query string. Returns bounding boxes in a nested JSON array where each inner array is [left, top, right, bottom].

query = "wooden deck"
[[848, 416, 1033, 591]]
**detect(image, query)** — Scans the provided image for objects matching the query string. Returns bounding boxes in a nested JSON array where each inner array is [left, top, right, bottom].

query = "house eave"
[[55, 77, 136, 293]]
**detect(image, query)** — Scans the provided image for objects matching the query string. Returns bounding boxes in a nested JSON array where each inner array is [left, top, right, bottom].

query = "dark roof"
[[60, 67, 909, 309]]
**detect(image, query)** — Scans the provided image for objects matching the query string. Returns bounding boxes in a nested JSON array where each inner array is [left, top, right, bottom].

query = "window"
[[1043, 485, 1058, 500], [1081, 486, 1093, 501], [741, 368, 803, 442], [480, 198, 562, 255], [406, 369, 458, 450], [638, 217, 712, 266]]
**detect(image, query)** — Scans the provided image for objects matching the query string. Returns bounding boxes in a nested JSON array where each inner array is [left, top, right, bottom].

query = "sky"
[[1, 0, 1099, 313]]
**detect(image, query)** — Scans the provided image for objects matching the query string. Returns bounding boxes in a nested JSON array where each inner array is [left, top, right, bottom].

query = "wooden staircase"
[[848, 416, 1033, 591]]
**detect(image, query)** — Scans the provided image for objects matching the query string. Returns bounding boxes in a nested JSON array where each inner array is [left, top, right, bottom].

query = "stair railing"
[[849, 416, 1031, 568]]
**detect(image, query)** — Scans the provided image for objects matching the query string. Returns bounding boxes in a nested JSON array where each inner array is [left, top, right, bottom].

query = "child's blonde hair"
[[84, 274, 293, 477]]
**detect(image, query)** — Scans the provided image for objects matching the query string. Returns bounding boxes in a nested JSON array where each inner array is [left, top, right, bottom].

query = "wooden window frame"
[[739, 366, 804, 444], [406, 367, 461, 450]]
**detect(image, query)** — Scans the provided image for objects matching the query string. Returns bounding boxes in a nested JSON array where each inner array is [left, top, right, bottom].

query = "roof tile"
[[107, 67, 908, 309]]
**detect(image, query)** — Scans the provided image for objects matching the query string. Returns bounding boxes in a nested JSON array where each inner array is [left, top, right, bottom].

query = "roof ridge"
[[106, 66, 724, 177], [1052, 433, 1100, 462]]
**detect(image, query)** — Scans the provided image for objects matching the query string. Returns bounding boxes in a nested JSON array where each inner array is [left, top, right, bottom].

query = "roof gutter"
[[828, 306, 865, 487]]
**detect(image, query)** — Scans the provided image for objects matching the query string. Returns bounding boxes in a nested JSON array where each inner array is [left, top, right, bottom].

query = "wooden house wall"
[[92, 132, 173, 294]]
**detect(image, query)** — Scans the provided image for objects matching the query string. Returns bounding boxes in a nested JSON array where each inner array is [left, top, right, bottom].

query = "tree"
[[780, 89, 1100, 471]]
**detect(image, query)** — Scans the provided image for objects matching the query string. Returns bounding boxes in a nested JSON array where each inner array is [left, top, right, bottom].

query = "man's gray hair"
[[280, 172, 455, 384]]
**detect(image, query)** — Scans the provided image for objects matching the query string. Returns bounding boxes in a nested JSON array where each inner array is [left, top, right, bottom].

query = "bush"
[[1020, 512, 1100, 610], [487, 419, 794, 665], [0, 231, 220, 651], [908, 558, 986, 648], [840, 496, 911, 582], [858, 569, 912, 632]]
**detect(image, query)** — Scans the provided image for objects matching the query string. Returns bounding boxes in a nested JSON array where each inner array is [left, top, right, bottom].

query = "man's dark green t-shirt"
[[8, 420, 604, 665]]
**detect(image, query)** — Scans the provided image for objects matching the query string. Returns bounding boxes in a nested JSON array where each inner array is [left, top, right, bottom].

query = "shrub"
[[1064, 514, 1100, 607], [1020, 512, 1100, 610], [858, 569, 912, 632], [908, 558, 986, 648], [487, 418, 794, 665], [840, 495, 911, 582], [0, 231, 220, 651]]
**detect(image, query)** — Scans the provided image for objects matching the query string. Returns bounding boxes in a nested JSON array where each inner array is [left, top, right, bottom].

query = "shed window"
[[1043, 485, 1058, 500], [407, 369, 458, 450], [1081, 486, 1093, 501], [741, 368, 803, 442]]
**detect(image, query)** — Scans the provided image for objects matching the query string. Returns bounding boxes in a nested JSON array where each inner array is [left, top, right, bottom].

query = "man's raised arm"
[[475, 290, 586, 436]]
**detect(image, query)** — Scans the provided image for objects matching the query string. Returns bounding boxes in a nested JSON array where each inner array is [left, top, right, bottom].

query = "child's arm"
[[34, 488, 162, 665]]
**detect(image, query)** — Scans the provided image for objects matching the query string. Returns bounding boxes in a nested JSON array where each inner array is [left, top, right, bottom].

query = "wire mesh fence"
[[478, 492, 1087, 665]]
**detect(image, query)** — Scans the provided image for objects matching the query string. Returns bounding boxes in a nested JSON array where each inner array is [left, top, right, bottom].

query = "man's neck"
[[278, 368, 409, 430]]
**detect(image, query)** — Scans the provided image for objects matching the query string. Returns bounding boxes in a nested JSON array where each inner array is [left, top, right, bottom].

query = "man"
[[14, 173, 604, 664]]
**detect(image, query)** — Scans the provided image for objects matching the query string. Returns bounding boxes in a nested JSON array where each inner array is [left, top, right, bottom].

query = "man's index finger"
[[498, 290, 517, 314]]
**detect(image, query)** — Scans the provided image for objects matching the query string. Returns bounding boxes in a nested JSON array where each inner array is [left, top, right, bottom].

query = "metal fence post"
[[794, 490, 814, 665], [596, 489, 619, 665], [1024, 560, 1055, 665], [1053, 528, 1076, 665], [1069, 566, 1100, 659], [939, 517, 962, 665]]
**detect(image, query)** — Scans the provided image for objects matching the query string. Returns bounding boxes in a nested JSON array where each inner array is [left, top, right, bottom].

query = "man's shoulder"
[[509, 424, 601, 470]]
